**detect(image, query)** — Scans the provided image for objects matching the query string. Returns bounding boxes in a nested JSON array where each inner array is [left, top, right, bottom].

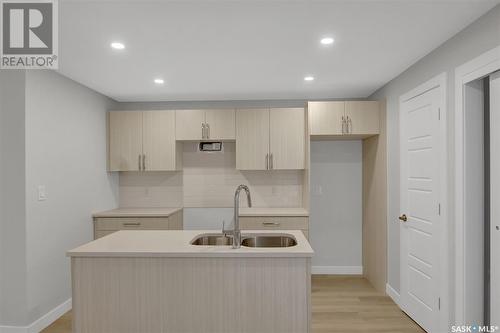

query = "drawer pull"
[[262, 222, 280, 227], [123, 222, 141, 227]]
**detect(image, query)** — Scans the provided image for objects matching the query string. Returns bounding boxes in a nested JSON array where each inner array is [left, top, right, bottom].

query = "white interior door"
[[400, 85, 442, 332], [490, 71, 500, 326]]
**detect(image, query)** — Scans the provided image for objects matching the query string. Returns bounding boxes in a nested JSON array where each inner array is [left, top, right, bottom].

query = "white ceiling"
[[58, 0, 499, 102]]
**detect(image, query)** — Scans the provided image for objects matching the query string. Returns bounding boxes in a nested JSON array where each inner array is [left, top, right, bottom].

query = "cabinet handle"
[[270, 153, 274, 170], [201, 123, 206, 139], [142, 154, 146, 171], [262, 222, 280, 227], [348, 116, 352, 134], [206, 123, 210, 139], [138, 154, 142, 171], [265, 153, 269, 170], [341, 116, 345, 135], [123, 222, 141, 226]]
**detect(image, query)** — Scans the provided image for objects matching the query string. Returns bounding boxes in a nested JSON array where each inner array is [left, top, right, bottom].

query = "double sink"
[[191, 234, 297, 248]]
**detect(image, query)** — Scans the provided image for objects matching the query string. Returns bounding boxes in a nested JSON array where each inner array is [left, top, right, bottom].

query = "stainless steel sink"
[[191, 234, 233, 246], [241, 235, 297, 248], [191, 234, 297, 248]]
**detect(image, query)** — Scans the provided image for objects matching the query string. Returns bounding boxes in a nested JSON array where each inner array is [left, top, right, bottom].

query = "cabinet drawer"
[[239, 217, 308, 230], [94, 217, 170, 230]]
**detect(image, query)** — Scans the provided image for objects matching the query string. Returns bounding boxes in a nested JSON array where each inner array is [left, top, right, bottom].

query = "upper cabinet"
[[308, 101, 344, 135], [175, 109, 235, 141], [175, 110, 205, 141], [109, 111, 143, 171], [308, 101, 380, 138], [108, 111, 181, 172], [345, 101, 380, 136], [236, 109, 270, 170], [269, 108, 305, 170], [236, 108, 305, 170]]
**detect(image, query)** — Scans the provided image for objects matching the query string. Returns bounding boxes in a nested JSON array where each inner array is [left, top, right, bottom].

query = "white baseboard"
[[311, 266, 363, 275], [386, 283, 400, 306], [0, 299, 71, 333]]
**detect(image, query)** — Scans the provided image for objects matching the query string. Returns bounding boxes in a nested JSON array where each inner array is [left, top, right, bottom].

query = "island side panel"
[[72, 256, 311, 333]]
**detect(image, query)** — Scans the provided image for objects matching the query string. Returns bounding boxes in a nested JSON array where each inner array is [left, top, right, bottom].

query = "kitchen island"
[[67, 230, 313, 333]]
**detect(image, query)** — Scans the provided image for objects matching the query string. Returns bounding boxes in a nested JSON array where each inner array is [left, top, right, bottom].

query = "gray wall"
[[0, 71, 28, 325], [0, 70, 119, 327], [23, 70, 119, 324], [369, 4, 500, 302], [310, 141, 362, 270]]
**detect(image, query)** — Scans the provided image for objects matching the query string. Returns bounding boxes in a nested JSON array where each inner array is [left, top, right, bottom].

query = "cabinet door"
[[345, 101, 380, 135], [108, 111, 143, 171], [269, 108, 305, 169], [308, 101, 344, 135], [205, 109, 235, 140], [143, 111, 178, 171], [175, 110, 205, 140], [236, 109, 270, 170]]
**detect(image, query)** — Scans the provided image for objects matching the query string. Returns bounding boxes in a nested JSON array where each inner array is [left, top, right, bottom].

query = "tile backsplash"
[[119, 142, 303, 208], [119, 171, 183, 207]]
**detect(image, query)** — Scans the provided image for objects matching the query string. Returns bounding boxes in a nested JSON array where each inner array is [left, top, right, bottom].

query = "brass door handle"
[[399, 214, 407, 222]]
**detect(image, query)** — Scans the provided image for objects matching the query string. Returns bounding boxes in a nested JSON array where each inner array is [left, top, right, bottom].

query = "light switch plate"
[[38, 185, 47, 201]]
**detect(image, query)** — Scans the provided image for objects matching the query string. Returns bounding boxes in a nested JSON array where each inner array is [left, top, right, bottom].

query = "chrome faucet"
[[224, 185, 252, 249]]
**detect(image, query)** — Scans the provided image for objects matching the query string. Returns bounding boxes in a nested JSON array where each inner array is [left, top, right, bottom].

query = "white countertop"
[[92, 207, 182, 218], [239, 207, 309, 217], [67, 230, 313, 258]]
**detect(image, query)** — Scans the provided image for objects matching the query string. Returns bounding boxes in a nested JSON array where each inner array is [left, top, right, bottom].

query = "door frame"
[[399, 72, 449, 332], [455, 45, 500, 325]]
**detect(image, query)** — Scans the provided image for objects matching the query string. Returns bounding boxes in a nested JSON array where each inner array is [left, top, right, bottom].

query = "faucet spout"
[[232, 184, 252, 249]]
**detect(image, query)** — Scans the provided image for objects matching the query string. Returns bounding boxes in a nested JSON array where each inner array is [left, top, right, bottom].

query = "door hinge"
[[438, 297, 441, 310], [438, 203, 441, 215]]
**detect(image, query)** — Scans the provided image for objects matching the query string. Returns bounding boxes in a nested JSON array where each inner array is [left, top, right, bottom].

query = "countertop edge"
[[67, 252, 313, 258], [67, 230, 314, 258]]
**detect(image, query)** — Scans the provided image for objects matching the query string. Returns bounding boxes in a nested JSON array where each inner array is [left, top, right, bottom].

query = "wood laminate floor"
[[42, 276, 425, 333]]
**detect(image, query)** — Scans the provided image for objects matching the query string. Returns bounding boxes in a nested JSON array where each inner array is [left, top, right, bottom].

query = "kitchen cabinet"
[[308, 101, 344, 135], [239, 216, 309, 239], [345, 101, 380, 136], [236, 108, 270, 170], [108, 111, 181, 171], [108, 111, 143, 171], [175, 110, 205, 140], [93, 209, 183, 239], [270, 108, 305, 170], [236, 108, 305, 170], [308, 101, 380, 138], [175, 109, 235, 140]]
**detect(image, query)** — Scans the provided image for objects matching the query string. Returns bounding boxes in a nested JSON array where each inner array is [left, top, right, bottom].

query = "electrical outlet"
[[38, 185, 47, 201]]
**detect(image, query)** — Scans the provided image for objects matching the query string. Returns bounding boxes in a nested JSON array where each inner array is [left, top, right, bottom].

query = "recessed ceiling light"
[[320, 37, 334, 45], [110, 42, 125, 50], [304, 76, 314, 82], [154, 78, 164, 84]]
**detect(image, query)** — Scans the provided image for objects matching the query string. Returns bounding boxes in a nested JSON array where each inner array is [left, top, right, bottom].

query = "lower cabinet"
[[93, 210, 183, 239], [239, 216, 309, 239]]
